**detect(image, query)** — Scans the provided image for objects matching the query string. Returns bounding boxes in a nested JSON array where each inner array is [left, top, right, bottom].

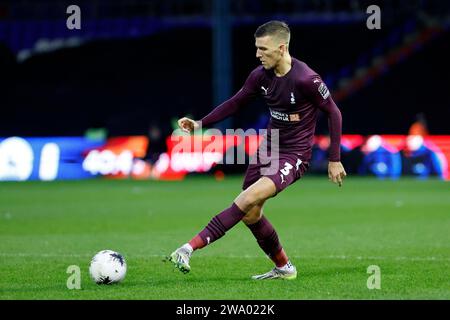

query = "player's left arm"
[[319, 96, 347, 187], [302, 76, 347, 186]]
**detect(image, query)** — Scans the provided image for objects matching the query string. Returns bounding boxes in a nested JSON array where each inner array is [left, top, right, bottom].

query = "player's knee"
[[242, 206, 263, 225], [235, 190, 264, 212]]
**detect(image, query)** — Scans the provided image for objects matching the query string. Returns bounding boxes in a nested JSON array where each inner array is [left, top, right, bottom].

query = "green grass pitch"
[[0, 176, 449, 299]]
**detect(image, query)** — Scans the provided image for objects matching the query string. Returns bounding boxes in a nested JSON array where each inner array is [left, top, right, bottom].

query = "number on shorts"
[[280, 162, 293, 176]]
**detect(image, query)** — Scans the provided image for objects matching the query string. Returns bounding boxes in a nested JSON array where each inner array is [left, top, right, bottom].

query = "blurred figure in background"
[[408, 112, 429, 136], [404, 115, 446, 179], [359, 135, 402, 179]]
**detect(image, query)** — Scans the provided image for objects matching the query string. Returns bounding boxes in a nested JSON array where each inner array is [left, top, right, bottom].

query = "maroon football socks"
[[189, 202, 246, 250], [188, 203, 289, 268], [246, 215, 288, 267]]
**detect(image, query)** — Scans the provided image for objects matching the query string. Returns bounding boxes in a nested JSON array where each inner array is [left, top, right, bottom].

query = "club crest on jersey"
[[290, 92, 296, 104], [318, 82, 330, 99]]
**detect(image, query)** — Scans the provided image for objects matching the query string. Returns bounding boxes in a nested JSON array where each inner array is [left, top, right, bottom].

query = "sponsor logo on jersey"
[[270, 109, 301, 122], [270, 109, 289, 121]]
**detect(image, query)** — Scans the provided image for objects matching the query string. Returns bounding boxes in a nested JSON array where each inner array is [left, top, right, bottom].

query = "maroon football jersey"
[[201, 57, 342, 162]]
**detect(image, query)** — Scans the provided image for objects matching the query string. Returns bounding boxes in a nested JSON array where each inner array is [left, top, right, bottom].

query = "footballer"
[[167, 21, 346, 280]]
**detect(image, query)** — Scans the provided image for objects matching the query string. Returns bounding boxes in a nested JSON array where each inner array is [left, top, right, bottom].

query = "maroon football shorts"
[[242, 152, 309, 195]]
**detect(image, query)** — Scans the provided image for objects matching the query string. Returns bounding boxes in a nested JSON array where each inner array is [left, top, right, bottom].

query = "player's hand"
[[328, 161, 347, 187], [177, 117, 199, 133]]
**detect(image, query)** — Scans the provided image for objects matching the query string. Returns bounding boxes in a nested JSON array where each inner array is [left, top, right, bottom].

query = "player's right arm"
[[177, 117, 199, 133], [177, 69, 261, 133]]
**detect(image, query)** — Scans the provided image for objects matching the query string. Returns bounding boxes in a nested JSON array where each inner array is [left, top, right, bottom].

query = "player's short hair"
[[254, 20, 290, 45]]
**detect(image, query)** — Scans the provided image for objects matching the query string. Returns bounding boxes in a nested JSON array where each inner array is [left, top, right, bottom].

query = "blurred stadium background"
[[0, 0, 449, 300], [0, 0, 449, 181]]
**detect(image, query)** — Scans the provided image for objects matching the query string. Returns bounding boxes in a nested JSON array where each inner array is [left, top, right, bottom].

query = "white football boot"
[[252, 262, 297, 280], [166, 245, 192, 274]]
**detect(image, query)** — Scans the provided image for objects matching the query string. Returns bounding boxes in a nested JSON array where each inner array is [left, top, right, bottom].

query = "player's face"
[[255, 35, 285, 70]]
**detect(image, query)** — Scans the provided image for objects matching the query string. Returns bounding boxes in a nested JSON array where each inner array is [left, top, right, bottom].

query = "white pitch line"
[[0, 253, 449, 262]]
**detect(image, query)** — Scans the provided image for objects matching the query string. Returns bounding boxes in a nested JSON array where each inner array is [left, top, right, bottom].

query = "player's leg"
[[240, 200, 265, 225], [242, 201, 287, 267], [166, 177, 276, 274], [242, 155, 308, 280], [241, 197, 297, 280]]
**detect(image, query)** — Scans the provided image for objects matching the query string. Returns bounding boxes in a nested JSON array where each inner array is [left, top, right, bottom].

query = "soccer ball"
[[89, 250, 127, 284]]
